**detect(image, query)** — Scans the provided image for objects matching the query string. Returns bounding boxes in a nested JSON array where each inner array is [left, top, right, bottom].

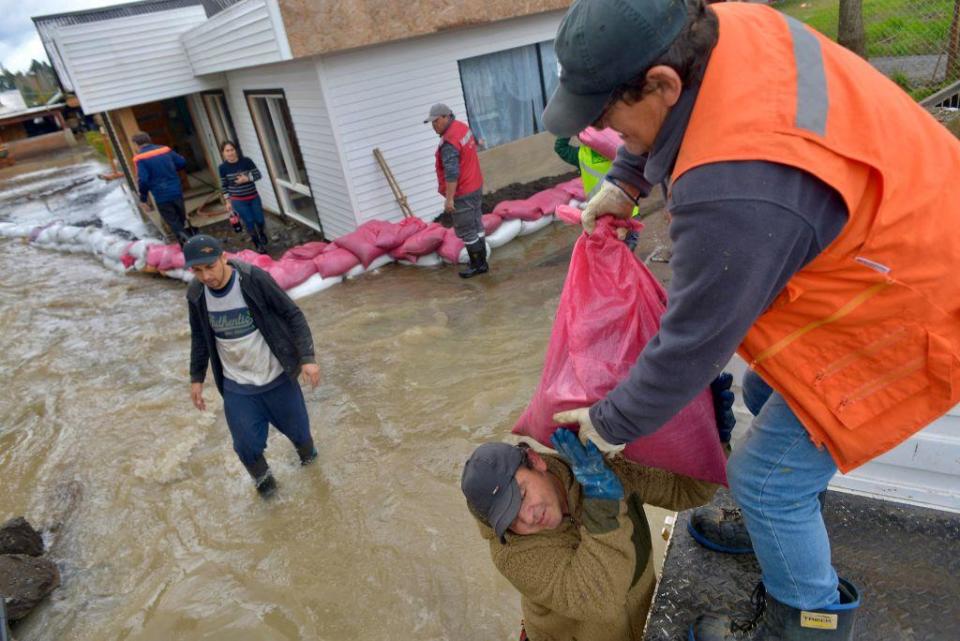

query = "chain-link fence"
[[774, 0, 960, 99]]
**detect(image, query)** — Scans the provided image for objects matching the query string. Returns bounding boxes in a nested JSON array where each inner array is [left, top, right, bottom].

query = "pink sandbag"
[[437, 228, 465, 263], [335, 220, 394, 267], [512, 217, 727, 485], [147, 243, 185, 271], [578, 126, 623, 161], [482, 213, 503, 235], [313, 247, 360, 278], [282, 241, 328, 261], [555, 177, 587, 202], [526, 187, 573, 217], [374, 217, 427, 250], [390, 223, 446, 260], [267, 258, 317, 290], [230, 249, 274, 269], [493, 199, 544, 222], [555, 204, 583, 226]]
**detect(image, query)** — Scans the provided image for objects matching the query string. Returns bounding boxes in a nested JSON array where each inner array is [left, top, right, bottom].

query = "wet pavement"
[[1, 150, 676, 640]]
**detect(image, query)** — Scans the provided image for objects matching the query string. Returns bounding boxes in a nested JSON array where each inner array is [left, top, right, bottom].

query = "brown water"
[[0, 153, 675, 641]]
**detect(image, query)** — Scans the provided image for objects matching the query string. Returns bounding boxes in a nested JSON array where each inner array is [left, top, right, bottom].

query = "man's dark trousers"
[[157, 198, 191, 245], [222, 376, 313, 469]]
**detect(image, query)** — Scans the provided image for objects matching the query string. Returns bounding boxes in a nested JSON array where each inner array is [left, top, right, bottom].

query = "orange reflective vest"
[[673, 4, 960, 472], [132, 145, 173, 175], [435, 120, 483, 197]]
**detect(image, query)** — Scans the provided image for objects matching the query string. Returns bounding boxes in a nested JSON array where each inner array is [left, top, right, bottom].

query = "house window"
[[245, 91, 322, 232], [201, 90, 237, 149], [458, 41, 560, 148]]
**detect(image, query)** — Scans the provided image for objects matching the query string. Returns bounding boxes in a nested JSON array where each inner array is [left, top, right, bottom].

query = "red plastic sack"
[[390, 223, 446, 260], [526, 187, 572, 217], [267, 258, 317, 290], [578, 126, 623, 161], [555, 204, 583, 226], [493, 199, 543, 222], [437, 228, 465, 263], [313, 247, 360, 278], [282, 241, 328, 261], [335, 220, 393, 267], [555, 177, 587, 202], [481, 213, 503, 235], [147, 243, 185, 271], [375, 217, 427, 249], [230, 250, 274, 269], [513, 217, 727, 485]]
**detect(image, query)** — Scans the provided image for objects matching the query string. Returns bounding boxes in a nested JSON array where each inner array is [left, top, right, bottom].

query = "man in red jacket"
[[426, 103, 488, 278]]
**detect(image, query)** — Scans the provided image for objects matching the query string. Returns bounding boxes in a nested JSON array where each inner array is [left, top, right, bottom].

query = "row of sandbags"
[[0, 177, 587, 299]]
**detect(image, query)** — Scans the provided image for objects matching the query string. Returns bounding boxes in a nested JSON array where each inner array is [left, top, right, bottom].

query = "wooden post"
[[373, 147, 414, 218]]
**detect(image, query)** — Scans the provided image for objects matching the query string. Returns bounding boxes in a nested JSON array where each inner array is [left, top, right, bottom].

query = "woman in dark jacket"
[[219, 141, 268, 253]]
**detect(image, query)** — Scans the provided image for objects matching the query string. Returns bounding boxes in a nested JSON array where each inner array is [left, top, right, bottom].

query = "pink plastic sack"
[[313, 247, 360, 278], [513, 217, 727, 485], [147, 243, 185, 271], [555, 204, 583, 226], [481, 213, 503, 235], [526, 187, 572, 217], [390, 223, 446, 260], [282, 241, 328, 261], [335, 220, 393, 267], [437, 228, 465, 263], [578, 126, 623, 161], [374, 217, 427, 250], [267, 258, 317, 290], [493, 199, 543, 222], [555, 177, 587, 202], [231, 250, 274, 269]]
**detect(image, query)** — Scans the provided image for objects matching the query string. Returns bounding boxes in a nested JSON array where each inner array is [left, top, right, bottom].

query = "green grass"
[[84, 131, 108, 159], [776, 0, 955, 57]]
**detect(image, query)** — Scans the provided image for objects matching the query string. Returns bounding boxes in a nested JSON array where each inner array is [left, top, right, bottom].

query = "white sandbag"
[[486, 218, 522, 248], [101, 255, 128, 274], [161, 268, 193, 282], [398, 252, 443, 267], [287, 273, 343, 300], [55, 225, 84, 245], [457, 241, 493, 264], [102, 237, 130, 261], [363, 254, 394, 272], [0, 222, 35, 238], [344, 263, 366, 280], [518, 215, 555, 237], [35, 223, 63, 245]]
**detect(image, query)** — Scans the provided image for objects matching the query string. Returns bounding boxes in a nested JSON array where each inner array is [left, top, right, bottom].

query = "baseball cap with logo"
[[183, 234, 224, 267], [542, 0, 689, 137], [423, 103, 454, 123], [461, 442, 526, 542]]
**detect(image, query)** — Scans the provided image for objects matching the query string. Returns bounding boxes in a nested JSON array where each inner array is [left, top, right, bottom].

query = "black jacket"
[[187, 260, 316, 394]]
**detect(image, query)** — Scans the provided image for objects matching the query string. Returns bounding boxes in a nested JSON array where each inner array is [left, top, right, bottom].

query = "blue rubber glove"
[[550, 428, 624, 501], [710, 372, 736, 444]]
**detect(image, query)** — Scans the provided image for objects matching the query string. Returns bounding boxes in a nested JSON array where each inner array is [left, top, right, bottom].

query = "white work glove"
[[552, 408, 626, 457], [581, 180, 636, 234]]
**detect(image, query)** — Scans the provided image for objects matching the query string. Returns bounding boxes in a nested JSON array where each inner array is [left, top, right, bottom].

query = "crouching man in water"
[[185, 235, 321, 497], [461, 378, 734, 641]]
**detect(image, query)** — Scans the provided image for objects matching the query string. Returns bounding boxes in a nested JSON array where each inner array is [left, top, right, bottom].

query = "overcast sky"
[[0, 0, 120, 73]]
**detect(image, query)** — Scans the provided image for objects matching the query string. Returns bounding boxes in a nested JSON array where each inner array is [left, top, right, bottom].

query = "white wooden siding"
[[224, 58, 354, 238], [319, 11, 565, 225], [181, 0, 291, 76], [51, 7, 224, 113]]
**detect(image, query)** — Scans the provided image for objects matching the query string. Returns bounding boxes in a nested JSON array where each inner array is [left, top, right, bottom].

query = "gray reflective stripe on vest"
[[581, 163, 607, 199], [461, 132, 473, 146], [784, 15, 828, 136]]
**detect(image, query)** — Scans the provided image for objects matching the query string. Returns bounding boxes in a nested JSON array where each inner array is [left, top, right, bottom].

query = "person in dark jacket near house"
[[133, 132, 193, 246], [218, 140, 269, 254], [425, 103, 489, 279], [185, 234, 321, 497]]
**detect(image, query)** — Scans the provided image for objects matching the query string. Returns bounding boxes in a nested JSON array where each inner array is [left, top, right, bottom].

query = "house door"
[[246, 91, 322, 232], [201, 90, 238, 150]]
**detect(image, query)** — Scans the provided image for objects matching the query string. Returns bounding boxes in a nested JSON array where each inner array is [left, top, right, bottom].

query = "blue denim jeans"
[[222, 375, 312, 467], [230, 196, 265, 231], [728, 370, 840, 610]]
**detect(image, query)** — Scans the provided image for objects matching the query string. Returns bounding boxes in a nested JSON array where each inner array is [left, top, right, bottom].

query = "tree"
[[838, 0, 866, 58]]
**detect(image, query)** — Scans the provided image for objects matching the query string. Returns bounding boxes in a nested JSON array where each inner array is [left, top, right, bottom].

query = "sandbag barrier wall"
[[0, 178, 586, 300]]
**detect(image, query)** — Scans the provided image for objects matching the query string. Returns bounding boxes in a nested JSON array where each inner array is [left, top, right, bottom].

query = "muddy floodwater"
[[0, 149, 673, 641]]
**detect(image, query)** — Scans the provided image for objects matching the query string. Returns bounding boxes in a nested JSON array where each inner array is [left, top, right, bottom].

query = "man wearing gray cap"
[[537, 0, 960, 638], [184, 234, 321, 497], [425, 103, 488, 278], [461, 429, 720, 641]]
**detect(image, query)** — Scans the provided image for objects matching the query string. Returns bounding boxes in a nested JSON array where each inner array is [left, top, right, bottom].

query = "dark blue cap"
[[543, 0, 689, 136], [461, 443, 525, 540], [183, 234, 224, 267]]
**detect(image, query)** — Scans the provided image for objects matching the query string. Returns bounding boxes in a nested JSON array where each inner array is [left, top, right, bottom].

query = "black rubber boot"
[[255, 223, 269, 254], [688, 492, 827, 556], [242, 455, 277, 498], [296, 439, 318, 466], [459, 240, 488, 279], [689, 578, 860, 641]]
